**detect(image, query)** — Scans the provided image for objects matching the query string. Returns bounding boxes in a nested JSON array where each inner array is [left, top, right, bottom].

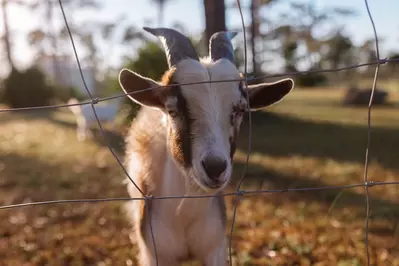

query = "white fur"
[[67, 98, 122, 141], [126, 138, 227, 266]]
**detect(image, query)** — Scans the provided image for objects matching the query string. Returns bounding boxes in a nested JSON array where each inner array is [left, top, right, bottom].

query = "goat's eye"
[[168, 109, 178, 117], [233, 105, 245, 115]]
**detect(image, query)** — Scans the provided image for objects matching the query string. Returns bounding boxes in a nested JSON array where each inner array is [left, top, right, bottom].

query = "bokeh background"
[[0, 0, 398, 265]]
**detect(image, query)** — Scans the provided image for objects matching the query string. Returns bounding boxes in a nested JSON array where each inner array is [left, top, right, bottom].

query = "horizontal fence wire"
[[0, 0, 397, 265], [1, 181, 398, 211]]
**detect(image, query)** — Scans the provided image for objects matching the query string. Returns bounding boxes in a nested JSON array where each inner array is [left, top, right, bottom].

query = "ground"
[[0, 87, 398, 266]]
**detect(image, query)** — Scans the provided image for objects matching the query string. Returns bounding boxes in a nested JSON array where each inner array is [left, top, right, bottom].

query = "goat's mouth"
[[189, 172, 230, 192], [203, 179, 227, 189]]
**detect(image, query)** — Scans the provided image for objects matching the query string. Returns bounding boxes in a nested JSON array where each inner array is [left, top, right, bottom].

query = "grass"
[[0, 87, 398, 266]]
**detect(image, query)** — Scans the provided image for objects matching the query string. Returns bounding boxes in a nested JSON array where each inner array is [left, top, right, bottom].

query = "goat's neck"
[[157, 150, 213, 221]]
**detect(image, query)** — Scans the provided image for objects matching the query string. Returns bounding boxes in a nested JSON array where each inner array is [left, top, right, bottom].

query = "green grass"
[[0, 87, 398, 265]]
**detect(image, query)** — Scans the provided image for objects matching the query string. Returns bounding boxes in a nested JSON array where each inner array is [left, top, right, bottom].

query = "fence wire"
[[0, 0, 397, 265]]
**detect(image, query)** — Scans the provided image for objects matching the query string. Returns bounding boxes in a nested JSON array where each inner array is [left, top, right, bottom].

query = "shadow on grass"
[[237, 111, 399, 170], [0, 108, 126, 155], [2, 107, 397, 220], [0, 152, 80, 203], [0, 152, 128, 203], [0, 108, 58, 123], [231, 160, 399, 220], [46, 110, 126, 155], [6, 106, 399, 171]]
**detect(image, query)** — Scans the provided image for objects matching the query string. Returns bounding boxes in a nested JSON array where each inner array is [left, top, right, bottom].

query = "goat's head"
[[119, 27, 294, 192]]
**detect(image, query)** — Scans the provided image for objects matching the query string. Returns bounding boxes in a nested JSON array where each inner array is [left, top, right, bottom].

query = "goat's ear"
[[118, 68, 164, 109], [246, 78, 294, 110]]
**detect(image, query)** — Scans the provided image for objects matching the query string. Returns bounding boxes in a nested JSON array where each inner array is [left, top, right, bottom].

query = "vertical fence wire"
[[363, 0, 383, 264], [0, 0, 396, 265], [229, 0, 251, 265]]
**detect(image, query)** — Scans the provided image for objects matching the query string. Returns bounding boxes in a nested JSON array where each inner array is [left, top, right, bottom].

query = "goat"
[[119, 27, 295, 266], [67, 97, 121, 141]]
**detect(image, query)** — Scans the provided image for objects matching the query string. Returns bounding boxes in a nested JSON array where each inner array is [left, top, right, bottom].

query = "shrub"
[[52, 85, 86, 103], [295, 71, 327, 88], [2, 67, 54, 108]]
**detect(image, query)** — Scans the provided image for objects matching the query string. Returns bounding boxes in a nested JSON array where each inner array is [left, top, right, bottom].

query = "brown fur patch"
[[124, 108, 165, 244], [238, 75, 247, 98], [160, 69, 193, 168], [152, 67, 179, 102], [168, 84, 192, 168], [138, 184, 148, 240], [215, 195, 227, 228], [160, 67, 176, 86], [229, 102, 245, 160], [138, 196, 153, 242], [229, 136, 236, 160]]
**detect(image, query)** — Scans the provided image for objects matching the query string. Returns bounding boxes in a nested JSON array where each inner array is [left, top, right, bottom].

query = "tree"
[[151, 0, 171, 26], [323, 31, 354, 69], [281, 2, 355, 69], [387, 52, 399, 76], [1, 0, 28, 71], [104, 40, 169, 122], [203, 0, 226, 51], [273, 25, 299, 72], [1, 0, 14, 69], [27, 0, 101, 86], [249, 0, 279, 74], [249, 0, 261, 74]]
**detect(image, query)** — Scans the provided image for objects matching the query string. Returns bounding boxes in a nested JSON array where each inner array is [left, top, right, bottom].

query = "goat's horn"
[[143, 27, 199, 68], [209, 31, 238, 65]]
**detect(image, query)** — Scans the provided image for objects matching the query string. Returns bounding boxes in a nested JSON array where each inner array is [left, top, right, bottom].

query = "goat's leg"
[[76, 119, 87, 142], [85, 121, 93, 139], [77, 124, 86, 142], [134, 201, 180, 266], [136, 235, 180, 266], [136, 239, 158, 266], [201, 239, 227, 266]]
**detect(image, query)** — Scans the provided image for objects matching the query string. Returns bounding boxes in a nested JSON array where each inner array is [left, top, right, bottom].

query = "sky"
[[1, 0, 398, 77]]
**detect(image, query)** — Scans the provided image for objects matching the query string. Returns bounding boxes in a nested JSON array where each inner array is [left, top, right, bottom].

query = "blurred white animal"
[[67, 97, 122, 141]]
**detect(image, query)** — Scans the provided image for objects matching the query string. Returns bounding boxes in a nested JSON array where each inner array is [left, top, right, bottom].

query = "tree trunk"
[[203, 0, 226, 52], [47, 0, 61, 85], [1, 0, 14, 70], [158, 1, 164, 26], [250, 0, 260, 74]]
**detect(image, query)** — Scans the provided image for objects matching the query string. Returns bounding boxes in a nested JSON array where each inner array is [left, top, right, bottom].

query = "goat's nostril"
[[201, 157, 227, 181]]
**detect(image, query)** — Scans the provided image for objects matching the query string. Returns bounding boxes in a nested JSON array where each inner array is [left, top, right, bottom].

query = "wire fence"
[[1, 0, 399, 265]]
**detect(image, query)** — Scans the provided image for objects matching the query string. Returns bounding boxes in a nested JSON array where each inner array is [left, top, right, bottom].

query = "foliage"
[[126, 41, 168, 81], [105, 41, 169, 124], [0, 66, 86, 108], [323, 32, 355, 69], [52, 85, 86, 103], [295, 71, 327, 87], [387, 52, 399, 74], [2, 67, 54, 108]]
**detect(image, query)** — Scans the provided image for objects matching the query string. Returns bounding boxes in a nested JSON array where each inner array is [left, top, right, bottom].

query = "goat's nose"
[[201, 157, 227, 181]]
